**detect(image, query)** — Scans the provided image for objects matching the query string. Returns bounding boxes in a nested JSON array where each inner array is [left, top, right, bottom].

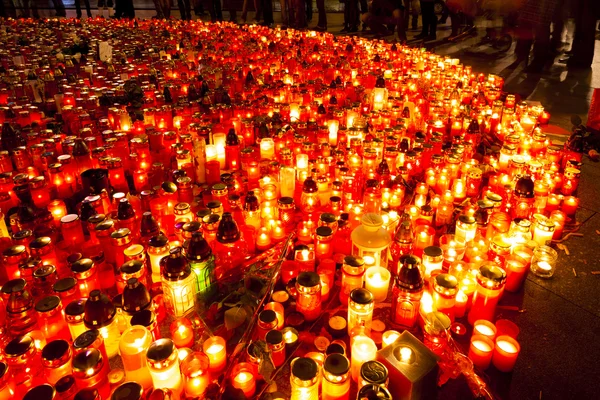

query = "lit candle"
[[473, 320, 497, 340], [492, 336, 520, 372], [260, 138, 275, 160], [495, 319, 520, 339], [454, 290, 468, 318], [48, 200, 67, 226], [146, 339, 183, 394], [202, 336, 226, 373], [264, 302, 285, 330], [532, 216, 555, 246], [468, 335, 494, 370], [467, 263, 506, 325], [328, 120, 339, 146], [256, 227, 272, 252], [364, 267, 391, 302], [504, 257, 528, 292], [170, 318, 194, 348], [232, 362, 256, 398], [561, 196, 579, 218], [350, 335, 377, 381], [181, 352, 210, 398], [119, 326, 154, 389], [279, 166, 296, 198], [382, 330, 401, 348]]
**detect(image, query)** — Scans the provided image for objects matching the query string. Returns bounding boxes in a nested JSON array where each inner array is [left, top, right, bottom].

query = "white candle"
[[382, 330, 401, 347], [328, 120, 339, 146], [119, 326, 153, 389], [260, 138, 275, 160], [279, 166, 296, 198], [205, 145, 218, 162], [350, 335, 377, 381], [203, 336, 226, 372], [364, 267, 391, 302]]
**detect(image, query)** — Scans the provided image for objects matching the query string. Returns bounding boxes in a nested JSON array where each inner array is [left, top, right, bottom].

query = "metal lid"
[[5, 335, 34, 357], [130, 309, 155, 328], [343, 255, 364, 267], [55, 375, 76, 394], [111, 382, 144, 400], [479, 263, 507, 286], [324, 353, 350, 376], [74, 388, 100, 400], [24, 384, 56, 400], [41, 339, 71, 366], [434, 273, 458, 289], [291, 357, 319, 381], [34, 264, 56, 279], [358, 384, 392, 399], [315, 226, 333, 238], [1, 278, 26, 295], [120, 260, 144, 275], [423, 246, 442, 258], [35, 295, 61, 312], [30, 236, 52, 250], [350, 288, 374, 305], [296, 271, 320, 288], [160, 247, 191, 281], [149, 233, 169, 247], [320, 213, 337, 223], [360, 360, 388, 384], [216, 212, 240, 243], [72, 349, 102, 374], [74, 329, 101, 349], [146, 339, 176, 362], [458, 215, 476, 225], [71, 258, 95, 274], [53, 277, 78, 293], [65, 299, 86, 317]]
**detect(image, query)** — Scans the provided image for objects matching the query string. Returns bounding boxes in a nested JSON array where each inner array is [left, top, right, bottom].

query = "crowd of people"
[[0, 0, 598, 69]]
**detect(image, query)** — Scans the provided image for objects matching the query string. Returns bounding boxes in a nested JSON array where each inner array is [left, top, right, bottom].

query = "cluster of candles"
[[0, 16, 583, 400]]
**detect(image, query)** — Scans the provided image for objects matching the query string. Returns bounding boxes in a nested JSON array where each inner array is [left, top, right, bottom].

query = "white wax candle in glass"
[[202, 336, 226, 372], [364, 267, 391, 302], [350, 335, 377, 381]]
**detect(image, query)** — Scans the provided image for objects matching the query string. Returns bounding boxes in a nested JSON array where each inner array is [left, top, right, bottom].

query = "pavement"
[[10, 5, 600, 400]]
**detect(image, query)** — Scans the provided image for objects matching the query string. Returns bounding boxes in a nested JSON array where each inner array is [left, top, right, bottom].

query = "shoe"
[[313, 25, 327, 32], [362, 25, 368, 32], [347, 26, 358, 33], [340, 27, 349, 33], [414, 33, 428, 39], [425, 34, 437, 41]]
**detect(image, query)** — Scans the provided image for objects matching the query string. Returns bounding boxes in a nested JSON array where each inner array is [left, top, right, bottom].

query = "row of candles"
[[0, 17, 584, 400]]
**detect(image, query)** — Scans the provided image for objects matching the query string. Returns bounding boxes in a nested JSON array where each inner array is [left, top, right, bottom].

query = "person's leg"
[[417, 0, 429, 37], [550, 0, 566, 51], [185, 0, 192, 19], [52, 0, 67, 16], [315, 0, 326, 28], [178, 0, 185, 18], [280, 0, 288, 26], [254, 0, 262, 21], [306, 0, 312, 22], [396, 7, 407, 40], [241, 0, 249, 21], [427, 1, 436, 37], [262, 0, 273, 24], [153, 0, 164, 17], [568, 0, 596, 68], [343, 0, 359, 31], [75, 0, 83, 18], [514, 24, 534, 62], [293, 0, 305, 27], [84, 0, 92, 16]]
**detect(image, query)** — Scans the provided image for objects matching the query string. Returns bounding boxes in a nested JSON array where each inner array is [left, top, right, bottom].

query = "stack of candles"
[[0, 16, 582, 399]]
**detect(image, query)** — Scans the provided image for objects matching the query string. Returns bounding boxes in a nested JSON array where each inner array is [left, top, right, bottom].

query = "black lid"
[[350, 288, 374, 305], [123, 279, 151, 314], [358, 384, 392, 399], [30, 236, 52, 249], [74, 388, 99, 400], [4, 244, 27, 256], [56, 375, 76, 394], [146, 339, 175, 362], [458, 215, 476, 225], [74, 329, 100, 349], [326, 343, 346, 356], [24, 384, 56, 400], [182, 221, 201, 233], [302, 177, 318, 193], [344, 255, 364, 267], [278, 196, 294, 206], [72, 349, 101, 372], [120, 260, 144, 274], [65, 299, 87, 316], [435, 273, 458, 289], [71, 258, 94, 274], [53, 276, 78, 293], [320, 213, 337, 223], [1, 278, 26, 295], [83, 290, 116, 328], [0, 362, 7, 379], [5, 335, 34, 356], [423, 246, 442, 258], [216, 212, 240, 243], [360, 360, 388, 384], [160, 247, 191, 281], [296, 271, 320, 288], [130, 309, 155, 328], [161, 181, 177, 194], [34, 264, 56, 279], [111, 382, 144, 400], [259, 309, 277, 324], [184, 231, 212, 261], [397, 255, 423, 292], [315, 226, 333, 237], [149, 233, 169, 247], [324, 353, 350, 376], [35, 295, 61, 312], [292, 357, 319, 380], [515, 175, 534, 197], [42, 339, 70, 361], [265, 329, 283, 345], [480, 264, 507, 283]]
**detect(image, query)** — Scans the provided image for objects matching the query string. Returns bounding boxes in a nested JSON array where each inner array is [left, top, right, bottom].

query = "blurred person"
[[153, 0, 171, 18], [342, 0, 360, 32], [306, 0, 312, 23], [206, 0, 223, 21], [240, 0, 262, 23], [178, 0, 192, 19], [52, 0, 67, 16], [514, 0, 560, 72], [446, 0, 475, 39], [113, 0, 135, 18], [566, 0, 597, 69], [75, 0, 93, 18], [290, 0, 306, 28], [98, 0, 113, 17], [415, 0, 437, 40], [314, 0, 327, 30], [408, 0, 419, 30], [194, 0, 206, 15], [359, 0, 369, 30], [361, 0, 403, 38], [261, 0, 274, 26], [550, 0, 569, 52]]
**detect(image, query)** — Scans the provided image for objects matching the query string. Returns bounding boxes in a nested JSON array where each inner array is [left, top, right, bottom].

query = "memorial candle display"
[[0, 16, 588, 400]]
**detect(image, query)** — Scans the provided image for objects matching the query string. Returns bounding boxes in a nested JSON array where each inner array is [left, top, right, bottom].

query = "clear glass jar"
[[33, 264, 58, 299], [110, 228, 132, 274], [290, 357, 320, 400], [391, 255, 423, 330], [530, 245, 558, 278], [432, 274, 458, 321], [42, 339, 72, 385], [295, 272, 322, 322], [146, 339, 182, 394], [315, 226, 334, 261], [174, 202, 194, 225], [421, 246, 443, 280], [351, 213, 391, 269], [72, 348, 111, 399], [277, 197, 296, 231], [467, 262, 507, 325], [488, 234, 512, 267], [340, 255, 365, 305], [532, 216, 555, 246], [119, 325, 153, 390], [455, 215, 477, 244], [347, 288, 374, 336], [184, 232, 216, 301], [181, 352, 210, 398], [160, 247, 197, 318], [300, 177, 319, 214], [322, 354, 350, 400], [35, 295, 71, 342]]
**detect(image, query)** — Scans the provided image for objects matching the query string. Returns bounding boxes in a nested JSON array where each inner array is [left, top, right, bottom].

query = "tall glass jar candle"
[[73, 330, 110, 379], [322, 354, 351, 400], [160, 247, 197, 318], [42, 339, 72, 385], [391, 255, 424, 330], [4, 335, 41, 396], [532, 216, 555, 246], [147, 234, 170, 285], [35, 295, 71, 342], [455, 215, 477, 244], [290, 357, 320, 400], [350, 335, 377, 382], [65, 299, 87, 341], [315, 226, 334, 261], [296, 272, 322, 321], [146, 339, 182, 394], [231, 362, 256, 398], [72, 349, 111, 399], [432, 274, 459, 321], [340, 255, 365, 305], [468, 263, 507, 325], [347, 288, 374, 336], [266, 330, 286, 368], [119, 325, 153, 389], [83, 290, 121, 358]]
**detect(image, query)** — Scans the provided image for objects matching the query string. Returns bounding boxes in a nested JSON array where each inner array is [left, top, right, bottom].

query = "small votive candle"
[[181, 352, 210, 398], [232, 362, 256, 398], [170, 318, 194, 348], [381, 330, 401, 348], [495, 319, 520, 339], [468, 335, 494, 370], [492, 336, 520, 372], [364, 267, 391, 302], [350, 335, 377, 381], [202, 336, 226, 373], [561, 196, 579, 218], [473, 320, 497, 341]]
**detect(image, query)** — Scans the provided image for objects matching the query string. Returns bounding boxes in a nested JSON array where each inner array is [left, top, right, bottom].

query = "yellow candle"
[[119, 326, 153, 389], [382, 330, 401, 348], [364, 267, 391, 302], [350, 335, 377, 381], [203, 336, 226, 372], [260, 138, 275, 160]]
